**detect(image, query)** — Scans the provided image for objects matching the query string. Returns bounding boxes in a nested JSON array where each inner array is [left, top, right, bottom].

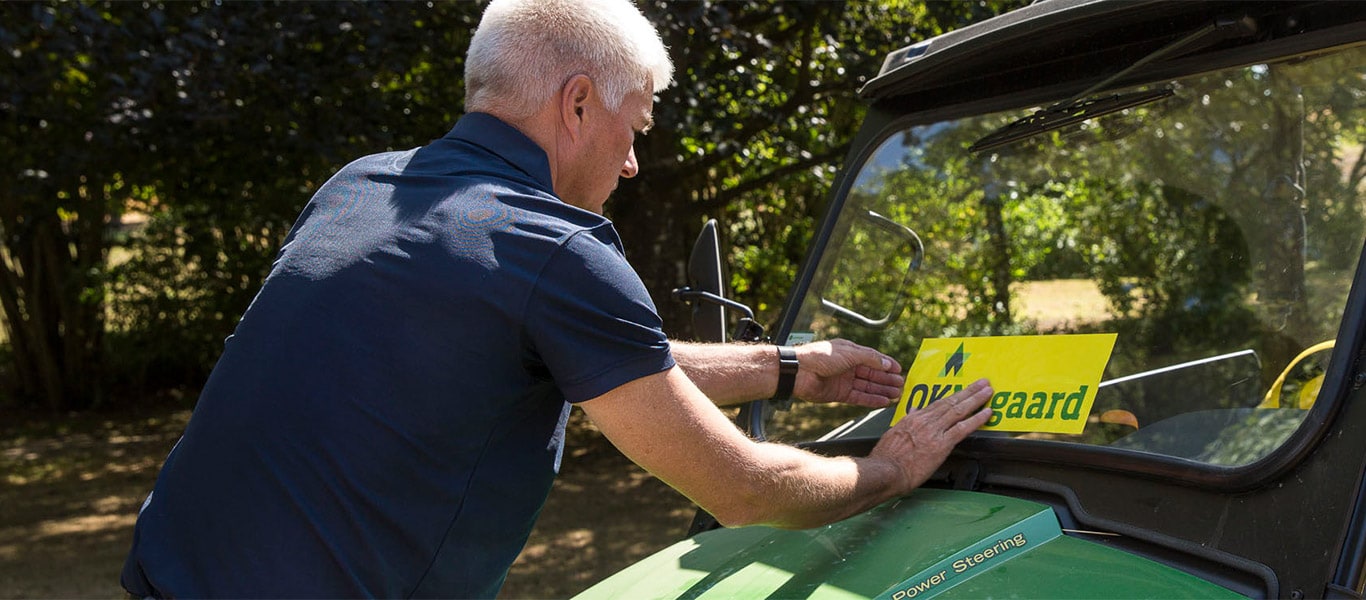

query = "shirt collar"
[[444, 112, 556, 192]]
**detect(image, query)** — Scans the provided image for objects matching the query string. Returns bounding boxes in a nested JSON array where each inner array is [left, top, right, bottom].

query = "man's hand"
[[792, 339, 905, 408], [869, 379, 994, 494]]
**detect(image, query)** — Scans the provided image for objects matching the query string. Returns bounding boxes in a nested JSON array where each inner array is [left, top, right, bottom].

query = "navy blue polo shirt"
[[120, 113, 676, 598]]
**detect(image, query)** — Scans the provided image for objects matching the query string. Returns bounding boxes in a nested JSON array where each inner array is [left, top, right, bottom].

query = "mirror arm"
[[673, 288, 753, 319], [673, 287, 767, 343]]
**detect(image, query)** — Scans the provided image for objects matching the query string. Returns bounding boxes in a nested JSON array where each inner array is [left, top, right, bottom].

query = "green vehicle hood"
[[573, 489, 1243, 599]]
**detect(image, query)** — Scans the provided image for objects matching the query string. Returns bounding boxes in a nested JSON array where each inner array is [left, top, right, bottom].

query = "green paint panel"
[[940, 535, 1243, 599], [572, 489, 1244, 600]]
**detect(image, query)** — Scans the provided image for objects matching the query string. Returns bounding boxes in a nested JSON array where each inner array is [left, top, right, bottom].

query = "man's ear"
[[559, 74, 593, 142]]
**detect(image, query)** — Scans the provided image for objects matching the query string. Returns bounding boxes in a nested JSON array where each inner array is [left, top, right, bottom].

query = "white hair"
[[464, 0, 673, 120]]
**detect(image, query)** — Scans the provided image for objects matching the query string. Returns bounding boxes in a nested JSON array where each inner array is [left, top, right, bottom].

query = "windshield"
[[774, 43, 1366, 468]]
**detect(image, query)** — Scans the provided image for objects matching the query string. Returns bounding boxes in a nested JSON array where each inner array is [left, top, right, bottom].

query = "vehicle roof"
[[860, 0, 1365, 106]]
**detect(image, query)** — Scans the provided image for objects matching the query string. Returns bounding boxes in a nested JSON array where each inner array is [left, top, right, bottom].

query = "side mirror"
[[673, 219, 765, 342], [685, 220, 726, 343]]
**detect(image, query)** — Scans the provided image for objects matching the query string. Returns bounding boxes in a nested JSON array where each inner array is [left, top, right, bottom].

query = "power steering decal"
[[875, 509, 1062, 600], [891, 334, 1117, 434]]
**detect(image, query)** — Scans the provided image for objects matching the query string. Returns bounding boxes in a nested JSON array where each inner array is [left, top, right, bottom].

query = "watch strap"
[[773, 345, 799, 401]]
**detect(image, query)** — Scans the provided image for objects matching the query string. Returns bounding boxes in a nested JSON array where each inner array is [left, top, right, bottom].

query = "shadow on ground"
[[0, 405, 694, 599], [501, 411, 696, 598]]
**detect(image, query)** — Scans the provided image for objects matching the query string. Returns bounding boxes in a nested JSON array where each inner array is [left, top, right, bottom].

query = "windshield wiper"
[[968, 88, 1174, 153], [969, 14, 1257, 154]]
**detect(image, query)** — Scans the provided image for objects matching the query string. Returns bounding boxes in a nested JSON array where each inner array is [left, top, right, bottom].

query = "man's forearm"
[[716, 441, 909, 529], [581, 368, 987, 532], [582, 365, 993, 534], [662, 344, 907, 526], [721, 380, 994, 529], [671, 339, 906, 409], [670, 341, 780, 406]]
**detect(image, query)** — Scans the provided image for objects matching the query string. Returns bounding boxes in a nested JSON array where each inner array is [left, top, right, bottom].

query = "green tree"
[[810, 45, 1364, 376], [0, 0, 1022, 409], [107, 2, 480, 395], [618, 0, 1027, 339], [0, 3, 148, 410], [1, 2, 481, 409]]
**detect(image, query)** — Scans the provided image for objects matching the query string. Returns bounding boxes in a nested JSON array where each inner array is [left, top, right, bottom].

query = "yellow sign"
[[891, 334, 1118, 434]]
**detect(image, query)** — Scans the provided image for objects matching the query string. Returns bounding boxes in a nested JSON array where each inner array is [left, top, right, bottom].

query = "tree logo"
[[940, 342, 969, 377]]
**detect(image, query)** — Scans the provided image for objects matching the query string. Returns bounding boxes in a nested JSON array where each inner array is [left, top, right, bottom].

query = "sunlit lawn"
[[1012, 278, 1112, 330]]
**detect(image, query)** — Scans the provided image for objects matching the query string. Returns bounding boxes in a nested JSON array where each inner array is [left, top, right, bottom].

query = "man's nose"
[[621, 146, 639, 178]]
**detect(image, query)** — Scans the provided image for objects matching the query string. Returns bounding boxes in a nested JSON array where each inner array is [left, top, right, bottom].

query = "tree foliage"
[[0, 0, 1022, 410], [622, 0, 1026, 337], [2, 1, 480, 409]]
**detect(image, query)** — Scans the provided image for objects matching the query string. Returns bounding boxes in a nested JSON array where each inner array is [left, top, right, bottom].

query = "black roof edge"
[[860, 0, 1145, 99], [859, 0, 1366, 103]]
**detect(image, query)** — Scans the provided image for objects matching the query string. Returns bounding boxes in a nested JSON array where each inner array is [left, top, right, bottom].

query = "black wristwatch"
[[772, 345, 799, 401]]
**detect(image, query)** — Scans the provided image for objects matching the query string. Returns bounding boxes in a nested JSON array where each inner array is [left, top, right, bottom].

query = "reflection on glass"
[[775, 44, 1366, 468]]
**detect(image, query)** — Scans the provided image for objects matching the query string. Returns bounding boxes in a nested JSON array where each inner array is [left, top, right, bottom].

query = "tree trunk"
[[0, 200, 107, 411], [611, 169, 701, 341], [982, 193, 1013, 326]]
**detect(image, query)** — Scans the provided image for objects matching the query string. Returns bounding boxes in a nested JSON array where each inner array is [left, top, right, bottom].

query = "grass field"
[[1011, 278, 1113, 330]]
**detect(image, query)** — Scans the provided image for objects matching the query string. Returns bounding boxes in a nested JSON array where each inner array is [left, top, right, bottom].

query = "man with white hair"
[[120, 0, 992, 597]]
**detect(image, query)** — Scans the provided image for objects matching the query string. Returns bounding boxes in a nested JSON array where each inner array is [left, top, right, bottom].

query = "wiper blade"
[[969, 13, 1256, 154], [968, 88, 1173, 154]]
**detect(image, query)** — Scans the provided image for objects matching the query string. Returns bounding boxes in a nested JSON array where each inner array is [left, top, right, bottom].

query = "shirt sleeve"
[[524, 228, 676, 403]]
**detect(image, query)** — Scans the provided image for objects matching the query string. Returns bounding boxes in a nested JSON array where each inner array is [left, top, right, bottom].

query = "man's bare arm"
[[671, 339, 905, 407], [579, 367, 992, 529]]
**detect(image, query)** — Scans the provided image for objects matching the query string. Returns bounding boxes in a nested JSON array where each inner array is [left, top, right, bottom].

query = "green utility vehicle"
[[578, 1, 1366, 598]]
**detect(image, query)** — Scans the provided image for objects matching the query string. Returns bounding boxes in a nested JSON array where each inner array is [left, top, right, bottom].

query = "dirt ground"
[[0, 403, 694, 599]]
